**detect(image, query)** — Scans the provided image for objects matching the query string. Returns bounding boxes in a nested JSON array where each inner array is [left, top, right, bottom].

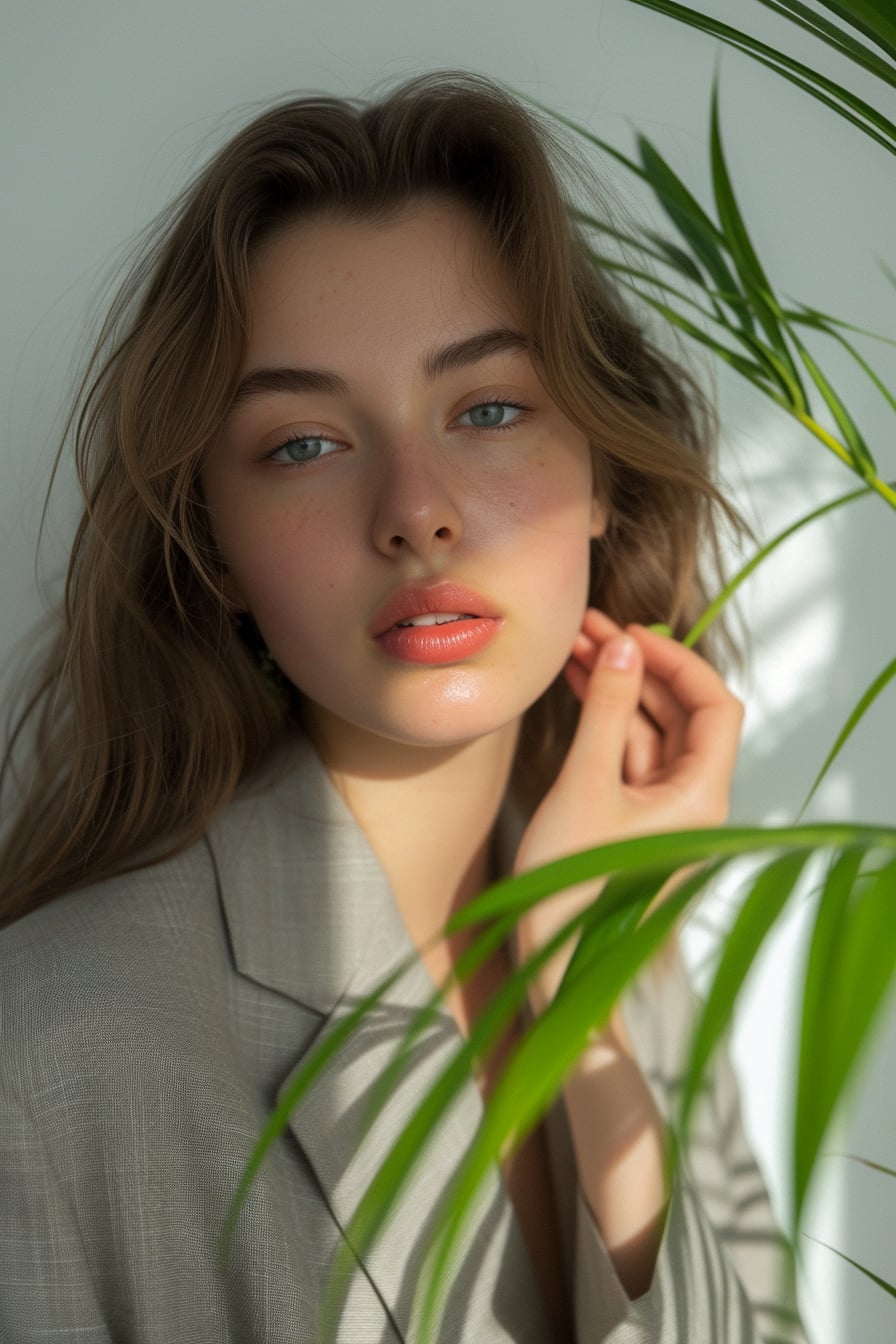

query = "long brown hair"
[[0, 70, 741, 927]]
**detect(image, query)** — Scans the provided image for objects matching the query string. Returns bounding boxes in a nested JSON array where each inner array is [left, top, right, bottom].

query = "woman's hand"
[[509, 608, 743, 1296], [513, 607, 744, 1022]]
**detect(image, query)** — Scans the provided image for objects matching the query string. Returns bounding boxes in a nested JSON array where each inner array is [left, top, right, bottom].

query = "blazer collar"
[[206, 730, 525, 1017], [206, 731, 396, 1014], [205, 733, 554, 1340]]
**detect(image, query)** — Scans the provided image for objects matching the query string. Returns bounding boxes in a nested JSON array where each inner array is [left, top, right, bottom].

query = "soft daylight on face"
[[201, 197, 606, 763]]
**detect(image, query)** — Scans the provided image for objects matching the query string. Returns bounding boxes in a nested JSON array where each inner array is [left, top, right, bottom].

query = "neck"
[[305, 711, 521, 949]]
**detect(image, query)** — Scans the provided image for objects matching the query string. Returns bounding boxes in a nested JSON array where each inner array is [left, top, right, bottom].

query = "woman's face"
[[202, 198, 605, 760]]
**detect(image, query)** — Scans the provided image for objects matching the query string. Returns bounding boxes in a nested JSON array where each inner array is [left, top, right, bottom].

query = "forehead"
[[245, 199, 521, 354]]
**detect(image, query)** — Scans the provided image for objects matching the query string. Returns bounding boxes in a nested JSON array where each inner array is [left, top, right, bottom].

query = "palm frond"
[[799, 655, 896, 815], [801, 1236, 896, 1299], [623, 1, 896, 152], [228, 825, 896, 1342], [684, 484, 891, 648]]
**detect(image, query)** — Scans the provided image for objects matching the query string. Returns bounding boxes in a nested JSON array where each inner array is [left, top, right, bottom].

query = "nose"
[[370, 445, 464, 559]]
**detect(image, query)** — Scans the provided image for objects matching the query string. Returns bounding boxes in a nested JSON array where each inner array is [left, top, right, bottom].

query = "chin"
[[314, 685, 552, 758], [295, 656, 567, 757], [360, 706, 521, 750]]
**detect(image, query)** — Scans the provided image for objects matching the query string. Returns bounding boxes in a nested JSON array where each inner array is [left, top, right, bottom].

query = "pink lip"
[[370, 581, 500, 639], [371, 581, 503, 665]]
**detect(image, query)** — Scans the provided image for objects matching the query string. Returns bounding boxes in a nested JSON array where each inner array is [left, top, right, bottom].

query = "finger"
[[627, 624, 744, 792], [633, 674, 688, 767], [627, 624, 732, 711], [569, 609, 623, 669], [566, 655, 665, 782], [563, 632, 644, 789], [574, 618, 742, 788], [578, 607, 624, 649], [570, 631, 688, 767], [623, 712, 665, 785]]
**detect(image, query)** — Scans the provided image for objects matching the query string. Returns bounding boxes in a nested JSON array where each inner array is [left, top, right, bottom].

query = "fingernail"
[[601, 635, 636, 669]]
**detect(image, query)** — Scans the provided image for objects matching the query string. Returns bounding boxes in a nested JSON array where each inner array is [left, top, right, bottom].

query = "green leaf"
[[218, 951, 419, 1260], [788, 307, 896, 420], [445, 826, 896, 933], [794, 847, 864, 1220], [326, 865, 681, 1340], [571, 209, 707, 287], [684, 483, 882, 648], [637, 134, 754, 333], [359, 908, 521, 1129], [589, 256, 784, 385], [644, 228, 708, 284], [799, 654, 896, 816], [839, 1153, 896, 1179], [416, 863, 715, 1342], [789, 329, 877, 477], [740, 44, 896, 156], [230, 825, 896, 1339], [737, 326, 810, 410], [580, 247, 728, 326], [813, 0, 896, 63], [786, 301, 896, 350], [677, 851, 811, 1148], [623, 2, 896, 152], [558, 863, 683, 991], [708, 80, 806, 402], [802, 1236, 896, 1299], [791, 408, 868, 472], [746, 1, 896, 74], [795, 854, 896, 1225], [633, 290, 782, 387]]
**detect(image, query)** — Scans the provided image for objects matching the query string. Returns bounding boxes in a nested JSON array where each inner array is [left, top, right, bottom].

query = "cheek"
[[216, 498, 345, 638], [483, 458, 595, 591], [470, 462, 595, 682]]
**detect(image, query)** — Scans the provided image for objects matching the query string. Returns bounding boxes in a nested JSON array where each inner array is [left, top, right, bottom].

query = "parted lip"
[[371, 581, 501, 638]]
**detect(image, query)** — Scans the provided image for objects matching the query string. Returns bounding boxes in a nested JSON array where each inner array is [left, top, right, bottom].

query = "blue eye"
[[459, 399, 528, 431], [265, 398, 529, 467], [267, 434, 342, 465]]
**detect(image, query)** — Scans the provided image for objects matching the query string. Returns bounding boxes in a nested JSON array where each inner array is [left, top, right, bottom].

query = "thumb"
[[566, 633, 643, 787]]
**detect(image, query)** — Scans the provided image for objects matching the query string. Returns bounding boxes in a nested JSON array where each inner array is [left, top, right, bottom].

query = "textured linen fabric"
[[0, 734, 807, 1342]]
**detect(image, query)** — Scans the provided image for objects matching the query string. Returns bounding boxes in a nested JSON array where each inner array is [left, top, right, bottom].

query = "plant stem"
[[793, 412, 896, 512]]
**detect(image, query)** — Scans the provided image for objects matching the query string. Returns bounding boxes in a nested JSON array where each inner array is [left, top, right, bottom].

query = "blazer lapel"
[[207, 735, 550, 1341]]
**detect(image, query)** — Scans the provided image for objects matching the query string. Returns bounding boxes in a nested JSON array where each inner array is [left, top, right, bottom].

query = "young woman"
[[0, 71, 806, 1343]]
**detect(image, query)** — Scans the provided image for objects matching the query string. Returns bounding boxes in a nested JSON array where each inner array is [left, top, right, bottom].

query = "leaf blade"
[[789, 329, 877, 476], [416, 864, 714, 1342], [677, 851, 811, 1148], [684, 484, 880, 647], [802, 1236, 896, 1299], [799, 654, 896, 815], [708, 80, 805, 402], [794, 847, 864, 1217], [623, 1, 896, 152], [794, 855, 896, 1225]]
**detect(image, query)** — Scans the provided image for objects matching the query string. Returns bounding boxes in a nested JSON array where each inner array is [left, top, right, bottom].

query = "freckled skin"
[[202, 199, 606, 763]]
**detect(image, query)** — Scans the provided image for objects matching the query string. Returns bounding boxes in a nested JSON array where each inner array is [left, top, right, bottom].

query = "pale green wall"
[[3, 3, 894, 1339]]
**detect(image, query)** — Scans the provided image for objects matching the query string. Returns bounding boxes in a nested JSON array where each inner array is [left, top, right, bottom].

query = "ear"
[[590, 494, 609, 540]]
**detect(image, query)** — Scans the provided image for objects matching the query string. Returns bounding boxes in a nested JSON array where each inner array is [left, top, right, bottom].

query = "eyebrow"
[[228, 326, 536, 411]]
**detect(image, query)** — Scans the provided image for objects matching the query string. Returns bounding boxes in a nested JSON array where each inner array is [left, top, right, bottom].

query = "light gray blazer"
[[0, 735, 806, 1343]]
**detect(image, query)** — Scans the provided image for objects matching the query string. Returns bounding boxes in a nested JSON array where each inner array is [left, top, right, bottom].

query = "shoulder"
[[1, 831, 219, 973], [0, 836, 228, 1095]]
